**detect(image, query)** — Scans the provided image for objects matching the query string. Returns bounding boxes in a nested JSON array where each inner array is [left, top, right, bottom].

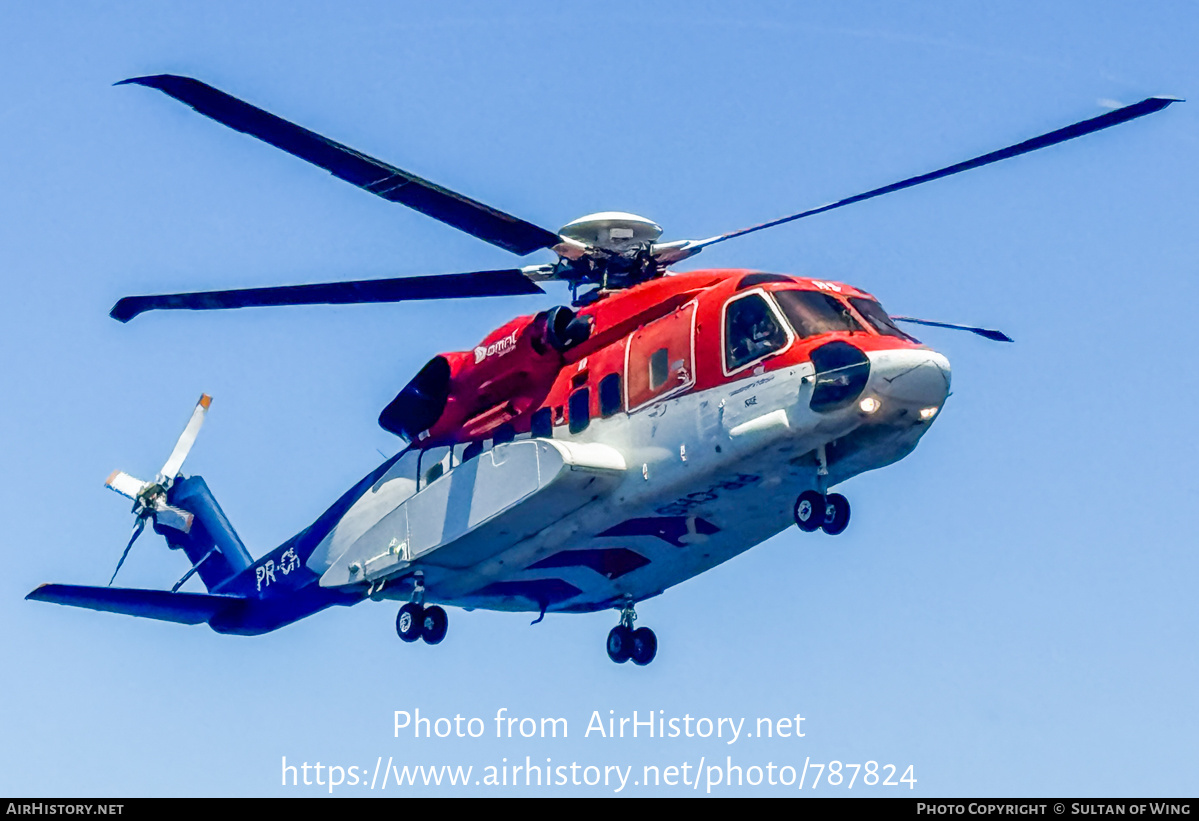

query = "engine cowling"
[[379, 308, 589, 444], [378, 355, 454, 441]]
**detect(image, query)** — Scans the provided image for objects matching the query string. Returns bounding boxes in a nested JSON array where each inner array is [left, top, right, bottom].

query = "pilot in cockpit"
[[728, 295, 786, 367]]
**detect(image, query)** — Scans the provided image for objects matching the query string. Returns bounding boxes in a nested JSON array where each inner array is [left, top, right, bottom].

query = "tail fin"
[[160, 476, 252, 592]]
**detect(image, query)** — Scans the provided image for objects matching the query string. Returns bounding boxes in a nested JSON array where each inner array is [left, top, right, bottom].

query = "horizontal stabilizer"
[[27, 583, 244, 625]]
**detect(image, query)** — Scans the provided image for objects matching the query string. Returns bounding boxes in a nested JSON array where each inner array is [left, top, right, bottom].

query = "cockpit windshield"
[[773, 290, 864, 338], [848, 297, 919, 342]]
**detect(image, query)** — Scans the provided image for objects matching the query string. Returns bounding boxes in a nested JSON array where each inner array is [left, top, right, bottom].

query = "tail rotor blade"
[[109, 517, 147, 586], [158, 394, 212, 482], [152, 501, 195, 534], [105, 470, 148, 500]]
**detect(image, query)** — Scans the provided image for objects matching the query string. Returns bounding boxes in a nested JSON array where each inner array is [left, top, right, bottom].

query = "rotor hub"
[[558, 212, 663, 254]]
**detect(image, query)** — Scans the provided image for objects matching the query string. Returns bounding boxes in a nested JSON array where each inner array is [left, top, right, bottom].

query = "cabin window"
[[773, 290, 864, 338], [649, 348, 670, 390], [462, 441, 484, 462], [531, 407, 553, 438], [569, 388, 591, 434], [417, 446, 453, 489], [848, 297, 918, 342], [493, 423, 515, 445], [725, 293, 789, 371], [599, 373, 622, 417]]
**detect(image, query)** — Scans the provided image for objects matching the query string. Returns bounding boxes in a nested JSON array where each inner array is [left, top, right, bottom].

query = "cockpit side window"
[[724, 292, 789, 372], [773, 290, 865, 338], [848, 297, 919, 342]]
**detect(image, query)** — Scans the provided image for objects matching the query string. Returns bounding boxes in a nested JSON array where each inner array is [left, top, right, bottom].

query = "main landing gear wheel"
[[396, 599, 450, 645], [607, 599, 657, 665], [396, 602, 423, 643], [607, 625, 633, 663], [630, 627, 657, 666], [822, 493, 850, 536], [421, 605, 448, 645], [793, 490, 826, 532]]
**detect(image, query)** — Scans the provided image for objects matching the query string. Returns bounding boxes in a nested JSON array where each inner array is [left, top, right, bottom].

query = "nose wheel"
[[607, 600, 657, 665], [794, 490, 851, 535]]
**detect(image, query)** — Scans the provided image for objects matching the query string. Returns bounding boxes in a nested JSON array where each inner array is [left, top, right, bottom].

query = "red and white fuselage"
[[309, 269, 951, 614]]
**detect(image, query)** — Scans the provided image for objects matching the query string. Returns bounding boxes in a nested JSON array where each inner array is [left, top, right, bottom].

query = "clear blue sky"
[[2, 0, 1196, 797]]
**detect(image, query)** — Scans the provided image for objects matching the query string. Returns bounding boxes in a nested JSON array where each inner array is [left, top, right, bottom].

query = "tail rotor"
[[104, 394, 211, 585]]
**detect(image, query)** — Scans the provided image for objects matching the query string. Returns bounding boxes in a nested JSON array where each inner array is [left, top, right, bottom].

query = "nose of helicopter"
[[863, 347, 952, 420]]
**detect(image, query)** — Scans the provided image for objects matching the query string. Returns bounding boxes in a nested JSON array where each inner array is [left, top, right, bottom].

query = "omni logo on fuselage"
[[475, 330, 519, 364]]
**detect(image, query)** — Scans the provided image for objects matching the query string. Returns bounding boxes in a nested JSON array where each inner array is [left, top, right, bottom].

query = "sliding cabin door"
[[625, 302, 696, 412]]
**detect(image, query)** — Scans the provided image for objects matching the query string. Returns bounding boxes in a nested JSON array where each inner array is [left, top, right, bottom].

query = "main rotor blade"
[[684, 96, 1181, 255], [118, 74, 564, 256], [893, 316, 1013, 343], [110, 268, 545, 323]]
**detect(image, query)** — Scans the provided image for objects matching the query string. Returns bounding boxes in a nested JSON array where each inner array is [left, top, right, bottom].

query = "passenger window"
[[649, 349, 669, 390], [531, 407, 553, 438], [725, 293, 788, 371], [599, 373, 622, 417], [569, 388, 591, 434], [418, 446, 452, 489]]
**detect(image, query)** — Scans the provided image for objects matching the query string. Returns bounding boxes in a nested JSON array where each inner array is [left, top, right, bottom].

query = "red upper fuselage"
[[396, 269, 927, 446]]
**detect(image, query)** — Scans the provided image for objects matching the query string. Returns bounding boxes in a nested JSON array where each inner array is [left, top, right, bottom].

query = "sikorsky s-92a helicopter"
[[28, 76, 1179, 664]]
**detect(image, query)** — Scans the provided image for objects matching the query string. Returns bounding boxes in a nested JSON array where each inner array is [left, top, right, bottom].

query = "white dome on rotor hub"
[[558, 212, 663, 252]]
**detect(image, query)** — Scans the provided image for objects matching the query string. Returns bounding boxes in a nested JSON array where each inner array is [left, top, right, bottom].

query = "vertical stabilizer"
[[160, 476, 252, 592]]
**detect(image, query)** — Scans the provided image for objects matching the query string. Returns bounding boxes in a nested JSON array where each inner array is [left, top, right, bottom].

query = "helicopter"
[[27, 75, 1179, 665]]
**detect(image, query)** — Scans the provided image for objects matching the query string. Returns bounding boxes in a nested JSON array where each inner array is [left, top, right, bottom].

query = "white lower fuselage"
[[308, 346, 951, 614]]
